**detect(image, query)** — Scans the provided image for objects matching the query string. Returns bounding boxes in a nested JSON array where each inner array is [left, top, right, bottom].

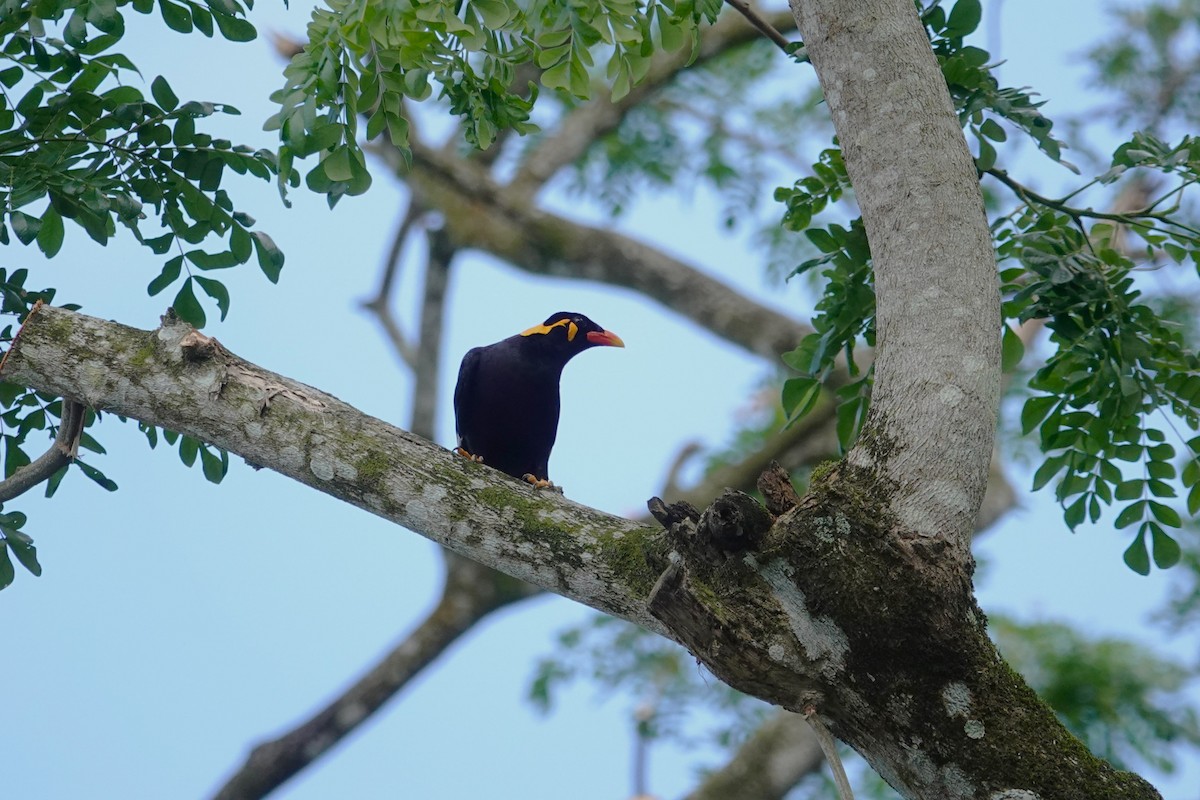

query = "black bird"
[[453, 312, 624, 488]]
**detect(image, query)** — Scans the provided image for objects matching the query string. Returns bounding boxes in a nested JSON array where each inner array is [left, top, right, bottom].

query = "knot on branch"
[[648, 490, 771, 562], [643, 488, 822, 708], [757, 460, 802, 516], [179, 330, 222, 363], [699, 489, 772, 554]]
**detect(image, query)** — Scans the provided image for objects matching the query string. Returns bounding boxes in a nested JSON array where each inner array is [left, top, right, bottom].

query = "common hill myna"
[[453, 312, 624, 487]]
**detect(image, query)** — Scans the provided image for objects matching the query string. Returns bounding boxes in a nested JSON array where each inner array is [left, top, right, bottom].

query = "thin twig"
[[986, 167, 1200, 236], [803, 706, 854, 800], [361, 200, 424, 368], [410, 227, 454, 440], [0, 398, 85, 503], [722, 0, 797, 54]]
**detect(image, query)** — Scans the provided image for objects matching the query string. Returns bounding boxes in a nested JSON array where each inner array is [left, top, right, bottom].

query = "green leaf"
[[1031, 454, 1066, 491], [193, 276, 230, 321], [980, 118, 1007, 142], [160, 0, 193, 33], [4, 529, 41, 576], [322, 147, 354, 182], [179, 435, 199, 467], [172, 278, 207, 328], [782, 377, 822, 422], [835, 394, 868, 453], [0, 545, 13, 590], [1021, 395, 1057, 435], [1000, 324, 1025, 372], [1114, 500, 1147, 529], [148, 256, 184, 296], [1147, 501, 1181, 528], [1115, 480, 1143, 501], [1063, 494, 1086, 530], [214, 13, 257, 42], [945, 0, 982, 37], [1123, 530, 1150, 576], [806, 228, 837, 253], [37, 208, 65, 258], [199, 445, 227, 483], [1149, 522, 1181, 569], [76, 459, 118, 491], [975, 136, 997, 172], [252, 232, 284, 282], [9, 212, 40, 245], [229, 224, 253, 263], [151, 75, 179, 112]]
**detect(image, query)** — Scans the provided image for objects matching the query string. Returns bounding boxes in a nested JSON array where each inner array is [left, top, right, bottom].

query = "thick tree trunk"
[[0, 304, 1161, 799]]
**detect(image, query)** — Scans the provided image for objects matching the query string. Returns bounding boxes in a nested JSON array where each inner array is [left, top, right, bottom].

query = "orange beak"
[[586, 329, 625, 348]]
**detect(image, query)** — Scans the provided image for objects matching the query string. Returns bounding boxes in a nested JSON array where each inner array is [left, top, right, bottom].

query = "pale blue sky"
[[5, 2, 1198, 799]]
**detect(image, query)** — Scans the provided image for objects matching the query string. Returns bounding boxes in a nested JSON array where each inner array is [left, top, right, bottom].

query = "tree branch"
[[210, 557, 536, 800], [1, 304, 1160, 799], [1, 304, 669, 629], [375, 140, 812, 362], [793, 0, 1001, 555], [508, 9, 798, 195], [0, 395, 84, 502], [360, 199, 424, 369], [683, 711, 823, 800], [409, 226, 453, 439], [722, 0, 796, 55]]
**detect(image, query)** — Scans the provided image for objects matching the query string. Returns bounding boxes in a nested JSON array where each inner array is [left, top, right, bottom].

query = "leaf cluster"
[[529, 613, 772, 750], [773, 2, 1200, 568], [0, 1, 266, 586], [1, 0, 284, 327], [996, 132, 1200, 572], [271, 0, 723, 201]]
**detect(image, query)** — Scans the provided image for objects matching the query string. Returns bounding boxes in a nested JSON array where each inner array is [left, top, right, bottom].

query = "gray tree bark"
[[0, 2, 1164, 798], [0, 301, 1160, 800]]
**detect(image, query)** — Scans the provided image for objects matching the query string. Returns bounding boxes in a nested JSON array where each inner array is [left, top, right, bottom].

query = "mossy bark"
[[1, 305, 1163, 799]]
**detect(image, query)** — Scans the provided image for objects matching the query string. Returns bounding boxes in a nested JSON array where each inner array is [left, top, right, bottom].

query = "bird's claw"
[[522, 474, 561, 492], [454, 447, 484, 463]]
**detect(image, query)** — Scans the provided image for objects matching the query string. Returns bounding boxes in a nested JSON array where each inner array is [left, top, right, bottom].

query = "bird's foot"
[[522, 474, 562, 493], [454, 447, 484, 463]]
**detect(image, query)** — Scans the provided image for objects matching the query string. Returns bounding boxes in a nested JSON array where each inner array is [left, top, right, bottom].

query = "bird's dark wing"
[[453, 346, 483, 451]]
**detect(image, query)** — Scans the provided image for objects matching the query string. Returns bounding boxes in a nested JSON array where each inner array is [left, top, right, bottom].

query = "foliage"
[[1085, 0, 1200, 131], [993, 615, 1200, 773], [0, 0, 278, 586], [530, 610, 1200, 783], [1, 0, 286, 328], [271, 0, 725, 204], [529, 613, 772, 751], [775, 1, 1200, 569]]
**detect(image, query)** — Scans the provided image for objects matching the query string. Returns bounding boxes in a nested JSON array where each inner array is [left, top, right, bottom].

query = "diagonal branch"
[[210, 556, 537, 800], [376, 140, 812, 362], [360, 199, 425, 369], [683, 710, 823, 800], [508, 9, 798, 195], [721, 0, 796, 54], [0, 397, 84, 502], [1, 304, 1160, 800], [1, 304, 668, 629]]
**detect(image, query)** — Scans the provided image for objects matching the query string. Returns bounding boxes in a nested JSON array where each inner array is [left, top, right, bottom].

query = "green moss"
[[128, 343, 157, 371], [355, 449, 392, 492], [809, 459, 839, 485], [474, 485, 584, 570], [595, 525, 665, 596]]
